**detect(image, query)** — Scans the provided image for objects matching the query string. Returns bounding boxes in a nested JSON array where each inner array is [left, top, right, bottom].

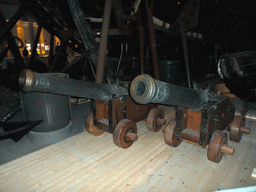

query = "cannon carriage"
[[130, 74, 250, 163]]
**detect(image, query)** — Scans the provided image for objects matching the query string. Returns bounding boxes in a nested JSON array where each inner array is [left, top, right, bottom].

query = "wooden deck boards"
[[0, 106, 256, 192]]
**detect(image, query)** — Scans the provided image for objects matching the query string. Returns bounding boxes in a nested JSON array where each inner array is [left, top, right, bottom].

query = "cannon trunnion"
[[130, 74, 250, 163]]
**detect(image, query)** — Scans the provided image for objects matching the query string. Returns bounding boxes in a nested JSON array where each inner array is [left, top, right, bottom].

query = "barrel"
[[19, 69, 128, 101], [130, 74, 204, 109]]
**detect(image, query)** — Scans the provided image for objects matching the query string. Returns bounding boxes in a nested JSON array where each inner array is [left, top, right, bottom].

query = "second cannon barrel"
[[130, 74, 205, 109]]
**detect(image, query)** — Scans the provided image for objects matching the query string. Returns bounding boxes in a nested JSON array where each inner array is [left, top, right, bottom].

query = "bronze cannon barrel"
[[130, 74, 205, 109], [19, 69, 128, 101]]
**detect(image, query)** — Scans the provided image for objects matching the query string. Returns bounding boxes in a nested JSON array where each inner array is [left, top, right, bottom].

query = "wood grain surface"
[[0, 106, 255, 192]]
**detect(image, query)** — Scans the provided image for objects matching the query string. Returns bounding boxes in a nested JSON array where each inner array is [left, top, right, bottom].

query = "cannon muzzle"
[[130, 74, 205, 109], [19, 69, 128, 101]]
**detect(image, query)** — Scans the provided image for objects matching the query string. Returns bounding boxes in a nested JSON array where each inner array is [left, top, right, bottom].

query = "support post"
[[29, 24, 42, 67], [95, 0, 112, 84], [138, 25, 145, 74], [179, 21, 192, 88], [146, 0, 160, 80], [48, 34, 54, 68]]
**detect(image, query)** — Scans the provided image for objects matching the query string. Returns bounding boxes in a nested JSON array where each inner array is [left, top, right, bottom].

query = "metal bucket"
[[19, 73, 72, 144]]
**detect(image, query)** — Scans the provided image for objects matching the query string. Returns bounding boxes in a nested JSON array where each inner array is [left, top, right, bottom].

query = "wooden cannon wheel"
[[113, 119, 138, 149], [146, 108, 165, 132], [85, 113, 105, 136], [163, 118, 182, 147], [229, 115, 250, 142], [207, 130, 234, 163]]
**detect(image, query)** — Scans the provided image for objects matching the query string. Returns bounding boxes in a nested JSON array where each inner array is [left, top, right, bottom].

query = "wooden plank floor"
[[0, 106, 256, 192]]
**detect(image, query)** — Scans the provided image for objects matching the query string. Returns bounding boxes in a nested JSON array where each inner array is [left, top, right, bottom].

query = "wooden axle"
[[181, 139, 234, 155], [125, 132, 139, 141], [157, 118, 166, 126], [220, 144, 234, 155], [241, 127, 250, 134]]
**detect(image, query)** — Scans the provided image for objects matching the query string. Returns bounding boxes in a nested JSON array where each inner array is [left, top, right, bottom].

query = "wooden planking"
[[0, 106, 256, 192]]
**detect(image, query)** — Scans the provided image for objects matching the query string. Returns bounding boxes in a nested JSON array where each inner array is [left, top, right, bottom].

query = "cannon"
[[19, 69, 164, 148], [130, 74, 251, 163], [218, 50, 256, 103], [19, 69, 128, 101]]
